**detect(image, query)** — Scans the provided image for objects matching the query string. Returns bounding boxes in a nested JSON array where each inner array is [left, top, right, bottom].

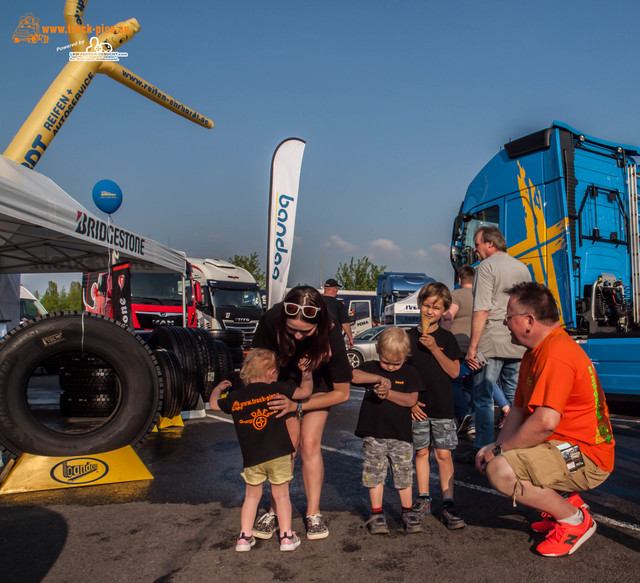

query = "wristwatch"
[[492, 444, 502, 457]]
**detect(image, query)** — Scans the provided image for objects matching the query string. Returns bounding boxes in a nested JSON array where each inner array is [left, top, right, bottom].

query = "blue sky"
[[4, 0, 640, 296]]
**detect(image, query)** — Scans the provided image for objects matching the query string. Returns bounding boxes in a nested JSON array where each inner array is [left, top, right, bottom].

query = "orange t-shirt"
[[515, 328, 614, 472]]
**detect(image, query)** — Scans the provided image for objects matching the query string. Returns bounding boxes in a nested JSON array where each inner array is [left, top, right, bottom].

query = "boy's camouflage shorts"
[[362, 436, 413, 489]]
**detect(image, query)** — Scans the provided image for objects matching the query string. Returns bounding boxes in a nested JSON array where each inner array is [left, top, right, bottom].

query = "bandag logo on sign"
[[50, 457, 109, 485]]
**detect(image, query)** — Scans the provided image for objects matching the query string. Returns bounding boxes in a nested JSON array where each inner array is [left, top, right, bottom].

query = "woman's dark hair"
[[276, 285, 332, 371]]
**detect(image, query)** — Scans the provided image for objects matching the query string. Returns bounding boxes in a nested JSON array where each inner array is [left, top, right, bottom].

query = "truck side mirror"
[[195, 281, 202, 303]]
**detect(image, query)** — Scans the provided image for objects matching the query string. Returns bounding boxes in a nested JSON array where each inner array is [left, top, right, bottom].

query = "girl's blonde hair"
[[240, 348, 278, 384], [376, 326, 410, 361]]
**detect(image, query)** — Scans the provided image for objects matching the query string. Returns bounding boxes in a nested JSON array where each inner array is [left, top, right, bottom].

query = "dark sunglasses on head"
[[284, 302, 321, 319]]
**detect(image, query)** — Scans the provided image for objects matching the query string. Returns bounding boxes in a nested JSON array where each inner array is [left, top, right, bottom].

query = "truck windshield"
[[130, 272, 192, 305], [211, 288, 262, 308], [452, 205, 500, 268]]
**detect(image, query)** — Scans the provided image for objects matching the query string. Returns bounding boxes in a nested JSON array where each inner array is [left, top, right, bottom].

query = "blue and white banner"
[[267, 138, 306, 309]]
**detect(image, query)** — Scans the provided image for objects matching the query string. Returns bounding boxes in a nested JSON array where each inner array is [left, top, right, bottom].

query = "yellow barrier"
[[4, 0, 213, 169], [0, 446, 153, 495]]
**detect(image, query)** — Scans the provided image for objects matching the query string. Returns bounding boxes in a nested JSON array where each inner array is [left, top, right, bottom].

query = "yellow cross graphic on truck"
[[509, 161, 568, 325]]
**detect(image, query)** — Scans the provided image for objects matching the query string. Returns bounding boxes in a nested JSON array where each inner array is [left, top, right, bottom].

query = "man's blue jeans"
[[472, 357, 521, 450]]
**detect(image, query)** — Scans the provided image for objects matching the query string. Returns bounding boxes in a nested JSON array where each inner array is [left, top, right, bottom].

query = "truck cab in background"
[[376, 272, 435, 324], [451, 121, 640, 403], [189, 258, 263, 350], [83, 268, 199, 330], [19, 285, 48, 322]]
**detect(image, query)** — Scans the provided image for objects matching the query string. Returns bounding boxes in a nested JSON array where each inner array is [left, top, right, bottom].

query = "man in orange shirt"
[[475, 282, 614, 558]]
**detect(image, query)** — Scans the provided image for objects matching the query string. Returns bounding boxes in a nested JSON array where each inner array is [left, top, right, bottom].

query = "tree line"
[[35, 281, 83, 311], [32, 254, 384, 312], [229, 253, 385, 291]]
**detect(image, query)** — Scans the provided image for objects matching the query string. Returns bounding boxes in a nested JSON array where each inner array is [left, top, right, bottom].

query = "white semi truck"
[[188, 258, 263, 351]]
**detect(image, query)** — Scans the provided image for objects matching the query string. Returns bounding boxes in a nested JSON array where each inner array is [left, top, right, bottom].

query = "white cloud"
[[411, 248, 429, 260], [369, 238, 401, 255], [324, 235, 357, 252], [430, 243, 449, 256]]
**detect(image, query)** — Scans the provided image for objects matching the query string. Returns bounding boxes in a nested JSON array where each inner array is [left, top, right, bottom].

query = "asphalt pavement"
[[1, 388, 639, 583]]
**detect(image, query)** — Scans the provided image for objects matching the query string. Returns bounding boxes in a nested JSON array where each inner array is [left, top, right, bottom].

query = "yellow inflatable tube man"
[[4, 0, 213, 170]]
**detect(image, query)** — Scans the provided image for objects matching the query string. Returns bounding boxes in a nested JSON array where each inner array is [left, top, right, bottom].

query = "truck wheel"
[[347, 350, 363, 368], [0, 312, 162, 457]]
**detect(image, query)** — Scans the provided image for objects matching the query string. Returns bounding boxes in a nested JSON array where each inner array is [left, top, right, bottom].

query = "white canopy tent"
[[0, 155, 186, 274], [0, 155, 187, 330]]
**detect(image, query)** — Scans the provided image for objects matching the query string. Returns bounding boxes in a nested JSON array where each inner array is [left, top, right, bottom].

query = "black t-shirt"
[[252, 303, 352, 393], [406, 326, 462, 419], [218, 381, 295, 468], [323, 295, 350, 326], [354, 360, 423, 443]]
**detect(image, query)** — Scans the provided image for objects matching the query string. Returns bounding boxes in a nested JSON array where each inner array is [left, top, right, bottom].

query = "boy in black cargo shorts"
[[351, 327, 423, 534]]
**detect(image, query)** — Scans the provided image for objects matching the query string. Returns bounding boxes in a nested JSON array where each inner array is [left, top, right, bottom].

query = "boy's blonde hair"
[[376, 326, 410, 361], [417, 282, 452, 311], [240, 348, 278, 384]]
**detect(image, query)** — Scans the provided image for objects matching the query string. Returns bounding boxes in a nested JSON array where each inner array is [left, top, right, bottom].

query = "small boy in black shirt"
[[408, 282, 466, 529], [351, 327, 422, 534], [209, 348, 312, 552]]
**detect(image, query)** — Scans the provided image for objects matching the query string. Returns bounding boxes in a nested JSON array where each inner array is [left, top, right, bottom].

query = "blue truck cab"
[[451, 121, 640, 403]]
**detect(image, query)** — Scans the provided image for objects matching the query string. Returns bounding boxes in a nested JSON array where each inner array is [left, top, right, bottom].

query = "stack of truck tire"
[[147, 326, 237, 416], [0, 313, 237, 459]]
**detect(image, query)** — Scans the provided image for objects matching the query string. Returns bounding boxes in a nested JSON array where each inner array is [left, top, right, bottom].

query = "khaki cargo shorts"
[[501, 440, 609, 503]]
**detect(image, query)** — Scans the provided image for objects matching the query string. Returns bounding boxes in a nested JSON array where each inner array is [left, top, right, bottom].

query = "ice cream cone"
[[421, 315, 430, 333]]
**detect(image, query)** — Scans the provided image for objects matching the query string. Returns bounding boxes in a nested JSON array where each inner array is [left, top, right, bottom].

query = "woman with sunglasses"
[[251, 285, 352, 541]]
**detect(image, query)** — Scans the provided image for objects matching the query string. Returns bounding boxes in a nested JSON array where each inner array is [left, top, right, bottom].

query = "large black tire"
[[0, 312, 163, 457], [147, 327, 201, 411], [211, 340, 234, 392], [60, 391, 118, 417], [189, 328, 219, 401], [59, 352, 117, 392], [209, 328, 245, 348], [153, 348, 184, 418]]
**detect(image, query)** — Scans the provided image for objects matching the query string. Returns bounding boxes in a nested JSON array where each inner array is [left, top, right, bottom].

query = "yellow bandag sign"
[[0, 446, 152, 495]]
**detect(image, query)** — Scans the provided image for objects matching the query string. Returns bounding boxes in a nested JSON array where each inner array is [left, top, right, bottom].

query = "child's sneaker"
[[253, 511, 277, 540], [279, 531, 301, 551], [235, 532, 256, 552], [305, 513, 329, 539], [364, 514, 389, 535], [412, 497, 432, 517], [441, 506, 466, 530], [402, 511, 423, 533], [531, 493, 589, 533], [536, 508, 596, 557]]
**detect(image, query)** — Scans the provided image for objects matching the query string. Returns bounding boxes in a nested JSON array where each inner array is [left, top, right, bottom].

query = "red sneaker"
[[531, 493, 588, 533], [536, 508, 596, 557]]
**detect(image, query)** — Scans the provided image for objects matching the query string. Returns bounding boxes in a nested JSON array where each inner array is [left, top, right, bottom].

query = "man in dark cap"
[[323, 278, 354, 349]]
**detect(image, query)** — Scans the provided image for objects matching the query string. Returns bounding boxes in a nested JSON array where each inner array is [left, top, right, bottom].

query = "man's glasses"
[[284, 302, 321, 319], [504, 312, 531, 323]]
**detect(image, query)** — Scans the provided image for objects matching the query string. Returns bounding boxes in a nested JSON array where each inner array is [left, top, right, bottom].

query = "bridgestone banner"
[[267, 138, 306, 309]]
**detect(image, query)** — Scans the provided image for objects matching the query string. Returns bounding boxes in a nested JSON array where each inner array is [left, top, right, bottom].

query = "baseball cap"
[[324, 278, 341, 288]]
